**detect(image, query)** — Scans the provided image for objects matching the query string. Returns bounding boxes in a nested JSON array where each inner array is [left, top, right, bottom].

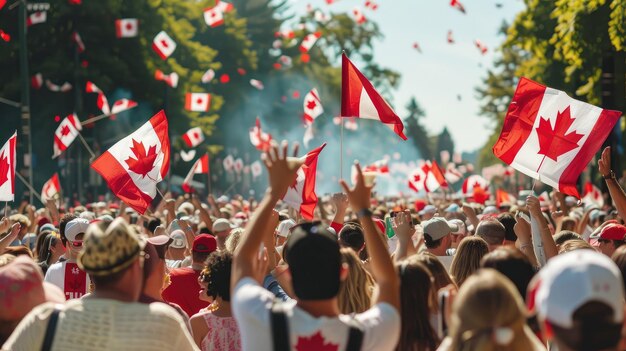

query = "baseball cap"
[[422, 217, 458, 240], [65, 218, 90, 242], [213, 218, 233, 232], [599, 223, 626, 241], [482, 205, 499, 216], [590, 220, 620, 239], [192, 234, 218, 253], [419, 205, 436, 216], [445, 204, 460, 213], [169, 230, 187, 249], [528, 250, 624, 328], [276, 219, 296, 238], [0, 256, 65, 321], [78, 218, 145, 276], [448, 219, 466, 235]]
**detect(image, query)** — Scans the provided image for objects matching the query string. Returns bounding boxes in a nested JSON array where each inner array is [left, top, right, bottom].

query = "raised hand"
[[392, 210, 414, 243], [599, 146, 612, 177], [526, 195, 543, 220], [332, 192, 349, 212], [262, 141, 304, 201], [339, 162, 374, 211]]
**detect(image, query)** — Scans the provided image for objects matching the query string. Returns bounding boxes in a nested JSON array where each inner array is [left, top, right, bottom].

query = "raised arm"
[[462, 203, 480, 229], [191, 195, 213, 231], [527, 195, 558, 263], [232, 141, 303, 290], [599, 147, 626, 220], [393, 210, 417, 262], [340, 163, 400, 310]]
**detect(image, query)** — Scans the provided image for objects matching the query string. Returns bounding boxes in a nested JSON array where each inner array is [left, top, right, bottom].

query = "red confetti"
[[292, 90, 300, 99], [81, 60, 89, 67], [220, 74, 230, 84], [0, 30, 10, 42], [300, 53, 310, 63], [54, 115, 61, 122], [273, 63, 282, 70], [237, 68, 246, 75]]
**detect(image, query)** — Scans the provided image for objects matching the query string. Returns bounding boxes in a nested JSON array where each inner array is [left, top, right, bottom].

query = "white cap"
[[65, 218, 90, 242], [276, 219, 296, 238], [529, 250, 624, 328], [169, 230, 187, 249], [448, 219, 466, 235]]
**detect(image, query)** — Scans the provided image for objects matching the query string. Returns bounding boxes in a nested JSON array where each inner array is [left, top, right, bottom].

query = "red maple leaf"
[[61, 125, 71, 136], [295, 331, 338, 351], [125, 139, 158, 178], [535, 106, 584, 162], [0, 151, 8, 187], [413, 174, 421, 183], [306, 99, 317, 110]]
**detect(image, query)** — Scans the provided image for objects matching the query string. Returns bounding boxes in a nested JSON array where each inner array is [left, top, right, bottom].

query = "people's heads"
[[553, 230, 582, 247], [37, 232, 65, 265], [224, 227, 244, 253], [480, 247, 535, 301], [168, 229, 187, 258], [408, 253, 455, 291], [78, 218, 146, 300], [496, 213, 518, 245], [212, 218, 233, 240], [422, 217, 457, 254], [419, 205, 437, 221], [338, 223, 365, 253], [396, 260, 440, 351], [597, 223, 626, 257], [275, 219, 296, 247], [337, 248, 374, 314], [191, 234, 218, 264], [0, 255, 64, 343], [58, 213, 78, 246], [283, 222, 343, 300], [475, 218, 506, 250], [558, 239, 594, 254], [529, 250, 624, 351], [199, 251, 233, 302], [448, 269, 532, 350], [611, 245, 626, 294], [449, 236, 489, 287], [64, 218, 90, 259], [560, 216, 577, 231], [147, 217, 162, 235], [142, 235, 172, 294]]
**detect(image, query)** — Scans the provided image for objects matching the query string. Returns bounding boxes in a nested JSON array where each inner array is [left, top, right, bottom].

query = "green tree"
[[404, 97, 431, 160], [436, 127, 454, 163]]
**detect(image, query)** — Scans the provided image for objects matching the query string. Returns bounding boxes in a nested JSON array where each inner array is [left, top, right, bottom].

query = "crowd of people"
[[1, 141, 626, 351]]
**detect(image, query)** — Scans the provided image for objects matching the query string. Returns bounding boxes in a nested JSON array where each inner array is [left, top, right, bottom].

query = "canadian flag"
[[493, 77, 621, 197], [41, 173, 61, 202], [447, 30, 454, 44], [115, 18, 138, 38], [474, 39, 488, 55], [182, 127, 205, 148], [444, 163, 463, 184], [72, 31, 85, 52], [31, 73, 43, 89], [185, 93, 211, 112], [303, 88, 323, 124], [275, 29, 294, 39], [341, 53, 407, 140], [204, 6, 224, 27], [282, 143, 326, 220], [0, 132, 17, 202], [53, 113, 82, 158], [299, 32, 321, 53], [111, 99, 137, 114], [249, 117, 273, 152], [251, 160, 262, 178], [91, 110, 170, 214], [201, 69, 215, 83], [353, 7, 366, 24], [154, 70, 179, 88], [495, 188, 516, 208], [363, 159, 389, 174], [152, 31, 176, 60], [582, 181, 604, 207], [27, 11, 46, 26], [250, 79, 264, 90], [408, 161, 445, 193], [233, 158, 244, 174], [450, 0, 466, 14], [182, 154, 209, 193], [223, 155, 234, 172], [461, 174, 489, 196], [85, 81, 110, 115]]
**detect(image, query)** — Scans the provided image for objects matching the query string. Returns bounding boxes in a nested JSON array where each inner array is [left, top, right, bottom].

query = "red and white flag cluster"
[[182, 127, 205, 148], [53, 113, 82, 158], [155, 70, 179, 88], [493, 77, 621, 198], [249, 118, 273, 152], [408, 161, 447, 193], [115, 18, 138, 38], [0, 132, 17, 202], [282, 143, 326, 220], [41, 173, 61, 202], [204, 0, 234, 27], [182, 154, 209, 193]]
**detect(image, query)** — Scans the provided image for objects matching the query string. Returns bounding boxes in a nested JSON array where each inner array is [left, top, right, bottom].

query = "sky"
[[286, 0, 526, 154]]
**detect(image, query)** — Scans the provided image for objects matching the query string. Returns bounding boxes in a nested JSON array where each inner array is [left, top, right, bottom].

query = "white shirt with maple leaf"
[[232, 277, 400, 351]]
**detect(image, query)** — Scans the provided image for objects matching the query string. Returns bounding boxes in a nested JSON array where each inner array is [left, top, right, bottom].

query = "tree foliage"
[[404, 97, 431, 160]]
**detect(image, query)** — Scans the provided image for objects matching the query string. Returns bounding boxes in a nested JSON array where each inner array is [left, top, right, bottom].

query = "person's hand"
[[599, 146, 612, 177], [551, 211, 564, 222], [339, 162, 374, 211], [462, 203, 475, 217], [526, 195, 543, 219], [0, 217, 9, 233], [514, 212, 531, 244], [332, 193, 349, 212], [392, 210, 414, 243], [5, 223, 20, 242], [190, 195, 203, 209], [165, 199, 176, 211], [262, 141, 304, 201], [252, 247, 269, 283]]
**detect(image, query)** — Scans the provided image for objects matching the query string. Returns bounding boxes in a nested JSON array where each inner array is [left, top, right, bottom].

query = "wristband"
[[356, 208, 373, 219], [604, 170, 616, 180]]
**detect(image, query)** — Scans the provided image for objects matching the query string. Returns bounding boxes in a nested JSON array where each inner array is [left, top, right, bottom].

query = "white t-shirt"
[[44, 260, 92, 300], [436, 255, 453, 272], [232, 277, 400, 351]]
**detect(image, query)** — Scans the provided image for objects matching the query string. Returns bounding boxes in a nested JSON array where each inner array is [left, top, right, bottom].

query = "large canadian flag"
[[53, 113, 82, 158], [185, 93, 211, 112], [249, 117, 273, 152], [182, 154, 209, 193], [282, 143, 326, 220], [493, 77, 621, 197], [91, 110, 170, 214], [341, 53, 407, 140], [115, 18, 138, 38], [0, 132, 17, 202], [182, 127, 205, 148], [152, 31, 176, 60], [41, 173, 61, 202]]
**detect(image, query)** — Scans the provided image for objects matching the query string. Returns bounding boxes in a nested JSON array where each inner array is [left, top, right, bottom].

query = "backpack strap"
[[40, 305, 63, 351], [345, 316, 364, 351], [270, 298, 290, 351]]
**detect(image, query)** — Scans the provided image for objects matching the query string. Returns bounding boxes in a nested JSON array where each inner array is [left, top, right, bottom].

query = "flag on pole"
[[27, 11, 46, 26], [182, 154, 209, 193], [41, 173, 61, 202], [115, 18, 138, 38], [152, 31, 176, 60], [111, 99, 137, 114], [182, 127, 205, 148], [493, 77, 622, 198], [249, 117, 273, 152], [72, 31, 85, 52], [282, 143, 326, 220], [91, 111, 170, 214], [341, 53, 407, 140], [85, 81, 110, 115], [53, 113, 82, 158], [0, 132, 17, 202]]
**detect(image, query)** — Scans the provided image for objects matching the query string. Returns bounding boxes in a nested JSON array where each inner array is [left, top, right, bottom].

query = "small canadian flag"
[[282, 143, 326, 220], [300, 32, 321, 53], [91, 110, 170, 214], [115, 18, 138, 38], [303, 88, 323, 124], [204, 6, 224, 27], [223, 155, 234, 172], [154, 70, 179, 88], [582, 181, 604, 207], [0, 131, 17, 202], [31, 73, 43, 89], [201, 69, 215, 83], [185, 93, 211, 112], [233, 158, 244, 173], [41, 173, 61, 202], [85, 81, 110, 115], [111, 99, 137, 114], [182, 127, 205, 148], [182, 154, 209, 193], [53, 113, 82, 158], [250, 160, 262, 178], [72, 31, 85, 52], [27, 11, 47, 27], [152, 31, 176, 60]]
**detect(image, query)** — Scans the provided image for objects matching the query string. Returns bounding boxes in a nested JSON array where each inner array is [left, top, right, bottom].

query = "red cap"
[[600, 224, 626, 241], [192, 234, 217, 253]]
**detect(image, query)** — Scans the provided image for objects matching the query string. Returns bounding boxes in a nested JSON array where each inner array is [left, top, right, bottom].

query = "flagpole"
[[223, 178, 241, 195], [207, 171, 212, 196], [15, 172, 44, 204], [76, 133, 96, 160], [79, 105, 138, 126], [4, 202, 7, 218], [340, 120, 344, 181]]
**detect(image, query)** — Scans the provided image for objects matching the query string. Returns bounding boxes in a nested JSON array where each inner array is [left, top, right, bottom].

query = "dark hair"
[[496, 213, 517, 242], [480, 247, 535, 301], [475, 218, 506, 245], [278, 213, 289, 222], [34, 230, 52, 261], [423, 234, 443, 249], [554, 230, 582, 246], [2, 245, 32, 258], [611, 245, 626, 293], [338, 223, 365, 252], [147, 217, 161, 234], [37, 231, 58, 264], [192, 251, 211, 264], [560, 217, 576, 231], [201, 251, 233, 301], [550, 301, 622, 351], [409, 253, 455, 291], [59, 213, 78, 246]]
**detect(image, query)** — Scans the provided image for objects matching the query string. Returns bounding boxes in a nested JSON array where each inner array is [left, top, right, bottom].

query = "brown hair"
[[337, 248, 374, 314], [611, 245, 626, 293], [408, 252, 455, 292], [450, 236, 489, 287], [558, 239, 593, 254]]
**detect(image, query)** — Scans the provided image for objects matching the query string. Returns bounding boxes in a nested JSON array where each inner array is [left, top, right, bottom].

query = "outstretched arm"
[[599, 147, 626, 220]]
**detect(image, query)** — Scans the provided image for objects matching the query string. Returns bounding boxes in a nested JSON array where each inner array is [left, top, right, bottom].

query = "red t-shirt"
[[161, 267, 208, 316]]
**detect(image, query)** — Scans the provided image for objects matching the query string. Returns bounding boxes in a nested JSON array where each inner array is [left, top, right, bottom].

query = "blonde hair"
[[450, 236, 489, 287], [224, 228, 244, 253], [338, 248, 374, 314], [448, 269, 538, 351]]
